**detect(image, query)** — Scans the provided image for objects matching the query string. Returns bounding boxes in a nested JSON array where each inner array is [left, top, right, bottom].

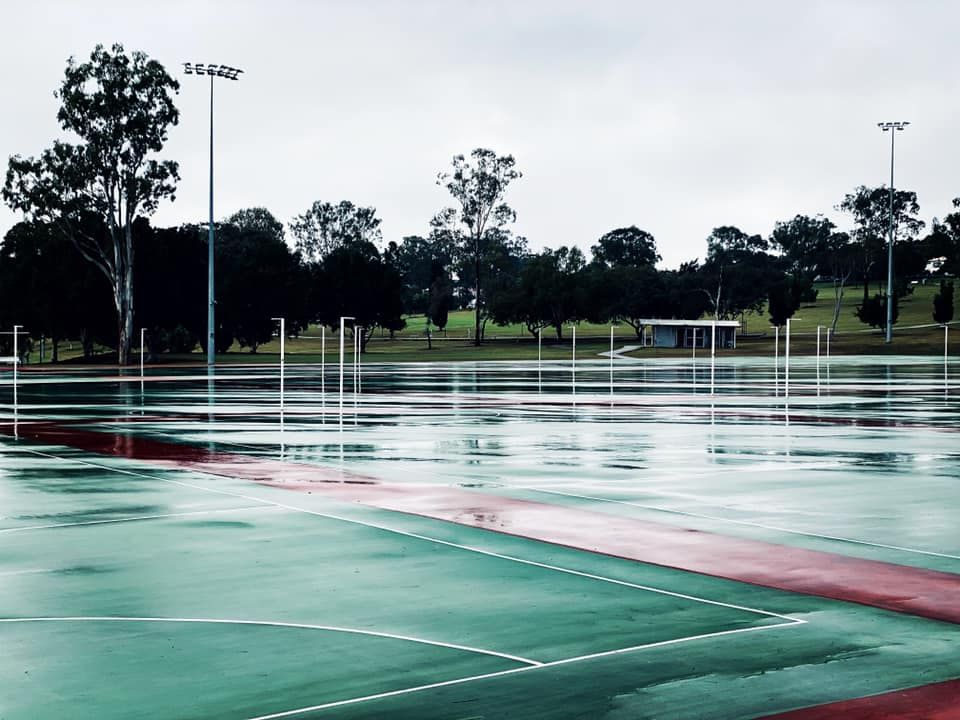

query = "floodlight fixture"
[[877, 121, 909, 132], [877, 120, 909, 343], [183, 61, 245, 367], [183, 62, 244, 80]]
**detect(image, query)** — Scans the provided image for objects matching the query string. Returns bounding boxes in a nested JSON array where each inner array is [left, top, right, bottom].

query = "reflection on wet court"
[[1, 356, 958, 719]]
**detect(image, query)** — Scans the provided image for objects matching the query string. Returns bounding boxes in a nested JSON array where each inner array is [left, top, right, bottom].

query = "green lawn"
[[17, 280, 955, 366], [739, 280, 945, 336]]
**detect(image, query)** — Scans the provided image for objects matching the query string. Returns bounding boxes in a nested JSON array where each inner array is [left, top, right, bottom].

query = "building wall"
[[648, 324, 737, 349], [654, 326, 678, 347]]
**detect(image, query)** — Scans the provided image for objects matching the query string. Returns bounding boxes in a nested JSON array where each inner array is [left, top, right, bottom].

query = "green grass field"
[[249, 280, 953, 361], [18, 280, 955, 366]]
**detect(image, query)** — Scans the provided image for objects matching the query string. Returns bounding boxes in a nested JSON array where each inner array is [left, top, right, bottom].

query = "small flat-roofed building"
[[639, 319, 740, 349]]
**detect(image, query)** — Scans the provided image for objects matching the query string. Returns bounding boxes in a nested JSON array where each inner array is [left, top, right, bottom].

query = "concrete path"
[[597, 344, 642, 359]]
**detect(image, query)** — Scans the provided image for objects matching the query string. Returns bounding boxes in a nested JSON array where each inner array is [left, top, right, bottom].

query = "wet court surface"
[[1, 355, 959, 718]]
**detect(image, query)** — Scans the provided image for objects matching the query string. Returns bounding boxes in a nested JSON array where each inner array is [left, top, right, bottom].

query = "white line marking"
[[525, 487, 960, 561], [242, 621, 803, 720], [0, 617, 540, 667], [17, 447, 804, 623], [0, 505, 276, 535]]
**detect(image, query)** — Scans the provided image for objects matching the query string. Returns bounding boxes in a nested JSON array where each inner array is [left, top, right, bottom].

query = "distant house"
[[638, 319, 740, 349]]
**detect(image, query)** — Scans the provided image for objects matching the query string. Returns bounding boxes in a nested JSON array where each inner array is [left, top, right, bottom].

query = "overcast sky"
[[1, 0, 957, 268]]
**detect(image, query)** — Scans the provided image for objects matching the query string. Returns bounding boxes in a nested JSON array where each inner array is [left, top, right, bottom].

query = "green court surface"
[[1, 356, 959, 718]]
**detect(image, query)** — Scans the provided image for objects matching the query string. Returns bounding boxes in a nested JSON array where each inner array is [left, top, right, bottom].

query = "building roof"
[[639, 319, 740, 328]]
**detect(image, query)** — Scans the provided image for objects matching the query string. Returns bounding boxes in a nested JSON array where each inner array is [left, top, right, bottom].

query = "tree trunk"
[[473, 233, 481, 347], [52, 338, 59, 363], [112, 225, 135, 365], [831, 270, 852, 336], [81, 329, 93, 359], [115, 278, 133, 365], [832, 282, 844, 335]]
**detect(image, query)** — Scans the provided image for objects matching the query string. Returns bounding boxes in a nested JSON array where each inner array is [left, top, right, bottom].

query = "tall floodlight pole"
[[878, 121, 909, 344], [183, 62, 244, 367]]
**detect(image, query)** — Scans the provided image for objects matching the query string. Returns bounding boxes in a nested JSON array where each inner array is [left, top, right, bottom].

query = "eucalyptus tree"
[[435, 148, 522, 345], [3, 44, 180, 364], [699, 226, 772, 320], [838, 185, 924, 302]]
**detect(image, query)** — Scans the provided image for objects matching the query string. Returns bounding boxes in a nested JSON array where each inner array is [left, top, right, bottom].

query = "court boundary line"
[[15, 446, 805, 624], [523, 487, 960, 562], [241, 621, 802, 720], [0, 505, 277, 535], [0, 616, 541, 667]]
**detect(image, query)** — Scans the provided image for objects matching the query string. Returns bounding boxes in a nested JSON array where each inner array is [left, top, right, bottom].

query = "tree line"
[[1, 45, 957, 361]]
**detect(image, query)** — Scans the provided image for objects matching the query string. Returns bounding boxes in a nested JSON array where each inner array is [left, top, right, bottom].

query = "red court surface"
[[761, 678, 960, 719]]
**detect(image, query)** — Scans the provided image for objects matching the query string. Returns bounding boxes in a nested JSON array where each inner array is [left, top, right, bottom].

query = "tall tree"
[[661, 261, 714, 320], [436, 148, 521, 346], [312, 241, 404, 352], [216, 214, 309, 353], [770, 215, 834, 282], [699, 226, 772, 319], [821, 231, 856, 335], [289, 200, 381, 262], [584, 264, 664, 338], [3, 44, 180, 364], [393, 234, 455, 315], [491, 246, 585, 339], [456, 229, 527, 341], [837, 185, 924, 302]]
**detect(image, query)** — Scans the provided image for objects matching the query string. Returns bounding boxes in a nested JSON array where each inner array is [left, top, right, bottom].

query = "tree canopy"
[[290, 200, 382, 263], [3, 43, 180, 364], [590, 226, 660, 268]]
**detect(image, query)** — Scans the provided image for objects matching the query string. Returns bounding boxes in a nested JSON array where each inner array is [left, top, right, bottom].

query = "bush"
[[933, 280, 955, 325], [856, 292, 899, 331]]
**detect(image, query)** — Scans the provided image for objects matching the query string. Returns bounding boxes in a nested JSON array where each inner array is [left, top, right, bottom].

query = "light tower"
[[183, 62, 244, 366], [877, 121, 909, 344]]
